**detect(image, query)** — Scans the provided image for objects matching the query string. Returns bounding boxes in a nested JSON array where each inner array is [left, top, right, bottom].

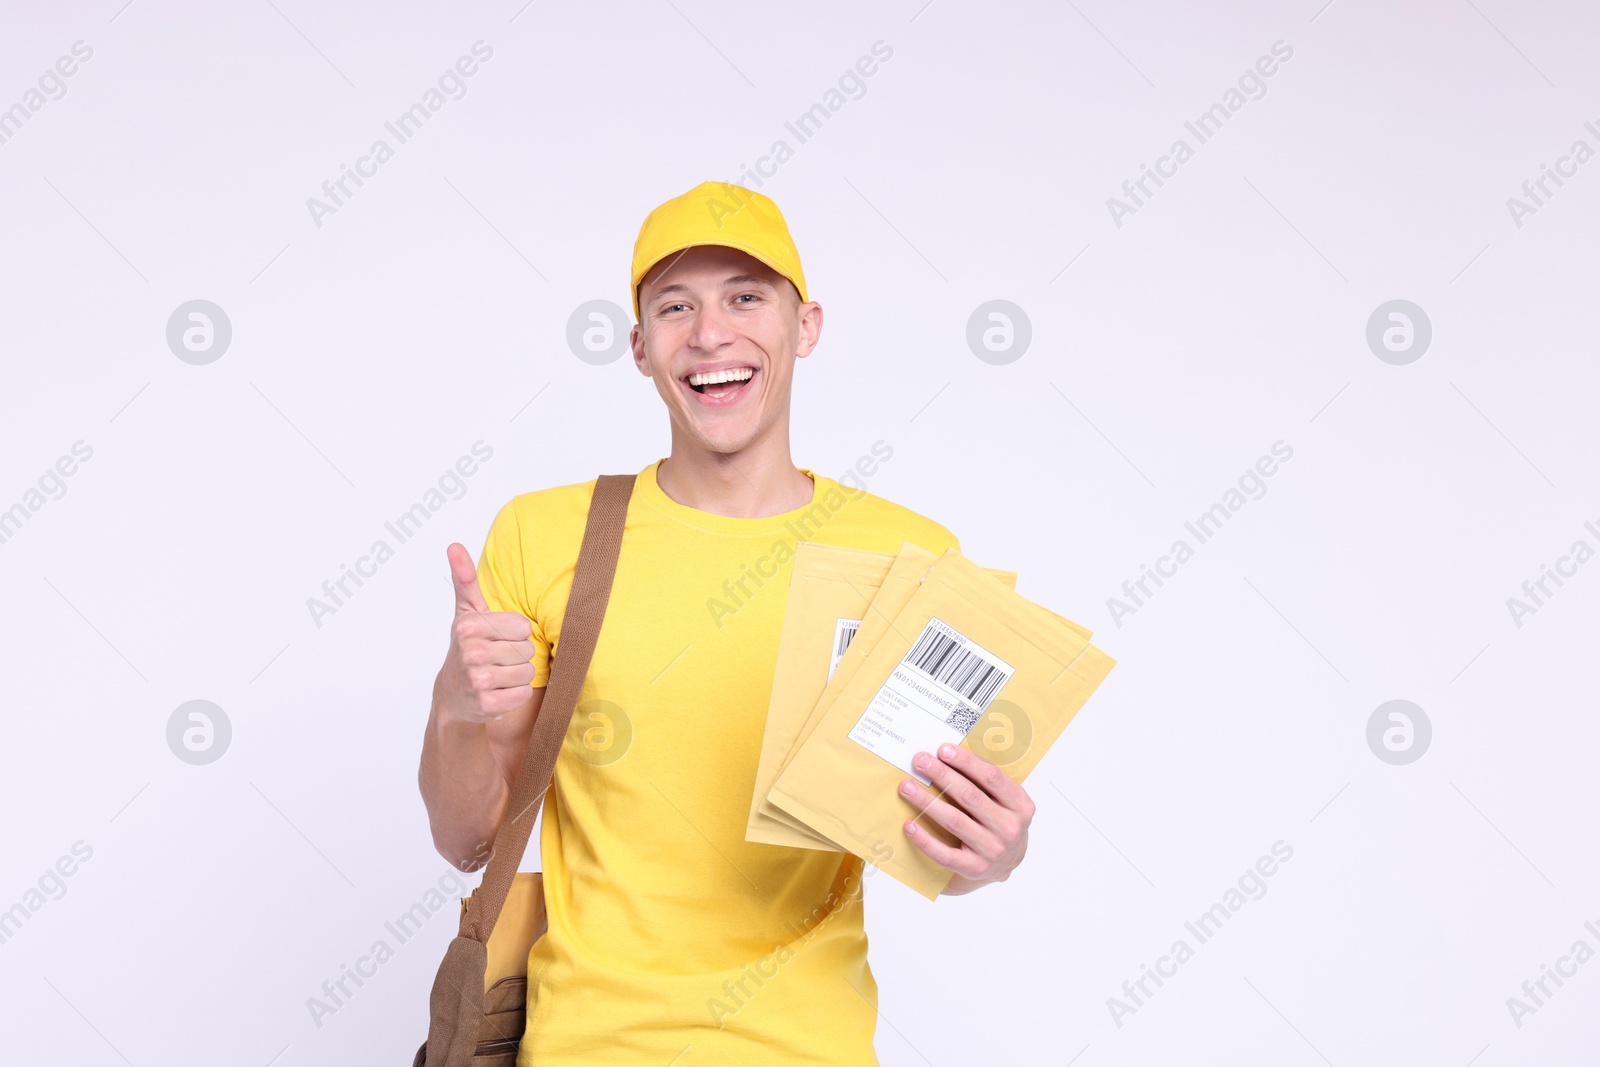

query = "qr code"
[[944, 701, 980, 734]]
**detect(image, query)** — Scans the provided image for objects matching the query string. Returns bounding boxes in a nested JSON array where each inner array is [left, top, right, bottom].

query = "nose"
[[687, 299, 738, 353]]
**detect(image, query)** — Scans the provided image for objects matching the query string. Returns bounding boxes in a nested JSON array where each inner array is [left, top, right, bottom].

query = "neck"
[[657, 429, 813, 519]]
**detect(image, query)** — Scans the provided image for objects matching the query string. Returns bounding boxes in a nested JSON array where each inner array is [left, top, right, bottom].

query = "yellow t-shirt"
[[474, 456, 958, 1066]]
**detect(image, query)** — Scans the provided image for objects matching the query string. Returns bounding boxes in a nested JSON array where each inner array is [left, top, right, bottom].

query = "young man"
[[418, 181, 1037, 1065]]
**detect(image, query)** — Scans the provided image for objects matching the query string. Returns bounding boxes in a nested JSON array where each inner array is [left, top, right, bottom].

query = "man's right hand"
[[420, 541, 546, 871], [435, 543, 540, 725]]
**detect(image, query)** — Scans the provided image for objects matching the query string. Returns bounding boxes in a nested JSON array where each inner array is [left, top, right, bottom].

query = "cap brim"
[[633, 238, 805, 320]]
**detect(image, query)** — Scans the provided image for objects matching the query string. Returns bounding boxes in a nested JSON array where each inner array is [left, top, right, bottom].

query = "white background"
[[1, 1, 1597, 1064]]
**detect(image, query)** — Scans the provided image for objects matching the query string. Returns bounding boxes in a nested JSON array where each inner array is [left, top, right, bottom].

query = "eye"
[[734, 293, 760, 304], [661, 302, 688, 314]]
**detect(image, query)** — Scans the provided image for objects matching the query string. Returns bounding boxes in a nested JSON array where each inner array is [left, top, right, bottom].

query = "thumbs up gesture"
[[434, 543, 539, 725]]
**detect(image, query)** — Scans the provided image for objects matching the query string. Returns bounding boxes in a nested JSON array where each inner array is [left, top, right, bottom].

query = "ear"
[[630, 320, 652, 376], [794, 300, 823, 360]]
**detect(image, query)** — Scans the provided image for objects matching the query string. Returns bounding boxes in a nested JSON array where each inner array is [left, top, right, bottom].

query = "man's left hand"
[[898, 743, 1034, 895]]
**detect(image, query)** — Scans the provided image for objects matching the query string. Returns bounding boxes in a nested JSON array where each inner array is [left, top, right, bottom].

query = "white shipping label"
[[846, 615, 1015, 782], [828, 618, 861, 684]]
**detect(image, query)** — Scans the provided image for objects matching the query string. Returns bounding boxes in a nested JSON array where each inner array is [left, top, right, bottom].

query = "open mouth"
[[682, 365, 758, 407]]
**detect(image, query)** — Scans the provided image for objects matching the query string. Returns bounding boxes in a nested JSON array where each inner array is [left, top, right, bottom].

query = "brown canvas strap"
[[459, 472, 635, 943]]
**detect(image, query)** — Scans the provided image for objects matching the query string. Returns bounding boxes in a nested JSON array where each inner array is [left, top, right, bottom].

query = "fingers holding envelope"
[[899, 743, 1035, 887]]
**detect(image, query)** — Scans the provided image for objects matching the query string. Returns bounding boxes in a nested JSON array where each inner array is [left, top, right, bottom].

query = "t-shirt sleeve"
[[475, 496, 553, 688]]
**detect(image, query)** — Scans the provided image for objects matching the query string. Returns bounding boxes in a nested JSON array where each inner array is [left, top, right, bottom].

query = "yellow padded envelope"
[[767, 548, 1116, 899], [768, 542, 1091, 827], [745, 542, 1020, 850]]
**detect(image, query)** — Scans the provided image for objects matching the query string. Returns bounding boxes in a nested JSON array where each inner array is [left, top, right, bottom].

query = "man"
[[418, 181, 1036, 1065]]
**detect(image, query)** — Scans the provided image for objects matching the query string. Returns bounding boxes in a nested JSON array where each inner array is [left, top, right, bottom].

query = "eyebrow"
[[647, 273, 778, 302]]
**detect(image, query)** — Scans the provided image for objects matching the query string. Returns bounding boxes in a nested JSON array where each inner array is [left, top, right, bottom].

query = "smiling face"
[[631, 244, 822, 456]]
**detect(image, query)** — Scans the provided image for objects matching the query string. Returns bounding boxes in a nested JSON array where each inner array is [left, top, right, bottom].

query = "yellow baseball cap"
[[630, 180, 809, 322]]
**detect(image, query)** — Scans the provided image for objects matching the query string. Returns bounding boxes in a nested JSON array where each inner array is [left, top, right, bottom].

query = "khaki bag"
[[412, 472, 635, 1066]]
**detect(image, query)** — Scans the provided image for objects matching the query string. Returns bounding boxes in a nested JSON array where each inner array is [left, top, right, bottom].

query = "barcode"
[[836, 620, 860, 658], [906, 627, 1006, 706], [944, 701, 980, 734]]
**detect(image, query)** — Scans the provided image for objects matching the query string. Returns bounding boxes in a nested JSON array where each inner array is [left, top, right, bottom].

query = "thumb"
[[447, 542, 490, 614]]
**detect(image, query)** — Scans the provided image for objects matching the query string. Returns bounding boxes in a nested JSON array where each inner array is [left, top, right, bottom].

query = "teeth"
[[688, 367, 755, 387]]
